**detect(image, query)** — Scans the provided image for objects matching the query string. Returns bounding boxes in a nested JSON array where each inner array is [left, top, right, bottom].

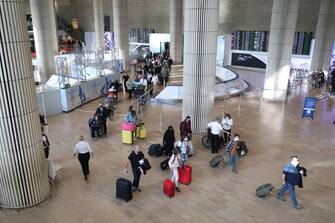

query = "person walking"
[[222, 113, 233, 144], [122, 72, 129, 93], [162, 65, 169, 86], [163, 125, 176, 157], [168, 148, 181, 192], [207, 117, 223, 153], [225, 134, 241, 173], [176, 137, 188, 165], [180, 116, 192, 139], [276, 155, 304, 209], [73, 136, 93, 180], [123, 145, 145, 192]]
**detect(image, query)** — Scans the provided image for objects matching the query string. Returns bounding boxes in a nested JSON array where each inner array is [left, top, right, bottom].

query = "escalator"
[[56, 15, 85, 43]]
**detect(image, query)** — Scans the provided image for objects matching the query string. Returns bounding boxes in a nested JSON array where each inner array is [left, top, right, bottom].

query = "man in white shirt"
[[222, 113, 233, 144], [207, 117, 223, 153], [73, 136, 93, 180]]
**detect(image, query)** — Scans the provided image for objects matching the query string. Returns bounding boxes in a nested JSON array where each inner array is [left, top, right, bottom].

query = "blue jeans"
[[229, 154, 239, 172], [180, 153, 188, 164], [277, 182, 299, 207]]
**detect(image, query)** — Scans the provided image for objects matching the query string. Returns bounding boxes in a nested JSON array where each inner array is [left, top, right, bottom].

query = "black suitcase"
[[239, 141, 248, 156], [148, 144, 161, 156], [156, 147, 163, 157], [116, 178, 133, 202], [209, 155, 224, 167], [160, 158, 170, 170], [256, 183, 275, 197]]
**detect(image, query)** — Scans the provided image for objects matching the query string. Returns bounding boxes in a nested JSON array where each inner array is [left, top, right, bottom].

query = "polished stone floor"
[[1, 68, 335, 223]]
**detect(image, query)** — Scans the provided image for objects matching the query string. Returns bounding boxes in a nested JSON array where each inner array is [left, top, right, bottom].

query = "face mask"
[[291, 160, 299, 167], [184, 138, 188, 142], [233, 137, 239, 142]]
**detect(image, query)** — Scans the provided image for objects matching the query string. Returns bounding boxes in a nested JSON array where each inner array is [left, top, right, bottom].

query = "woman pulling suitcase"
[[168, 148, 182, 192]]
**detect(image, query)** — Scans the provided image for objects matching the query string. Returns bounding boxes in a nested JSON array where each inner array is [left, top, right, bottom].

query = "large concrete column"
[[262, 0, 300, 101], [0, 0, 50, 208], [310, 0, 335, 71], [223, 33, 232, 66], [93, 0, 104, 49], [113, 0, 129, 70], [182, 0, 219, 133], [170, 0, 183, 64], [30, 0, 58, 83]]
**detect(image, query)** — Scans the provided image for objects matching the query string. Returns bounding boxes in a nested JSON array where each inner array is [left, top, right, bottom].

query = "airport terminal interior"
[[0, 0, 335, 222]]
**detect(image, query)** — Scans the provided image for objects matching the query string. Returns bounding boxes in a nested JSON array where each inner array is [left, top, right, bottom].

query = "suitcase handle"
[[120, 170, 130, 180]]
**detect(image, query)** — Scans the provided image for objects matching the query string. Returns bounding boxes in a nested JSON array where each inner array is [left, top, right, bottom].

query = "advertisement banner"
[[231, 52, 266, 69], [60, 73, 120, 112]]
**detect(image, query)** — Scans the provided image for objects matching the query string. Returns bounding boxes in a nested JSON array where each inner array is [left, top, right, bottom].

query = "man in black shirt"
[[122, 72, 130, 92], [124, 145, 145, 192]]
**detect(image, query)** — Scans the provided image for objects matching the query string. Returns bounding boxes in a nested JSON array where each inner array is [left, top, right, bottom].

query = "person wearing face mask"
[[123, 145, 145, 192], [276, 155, 303, 209], [168, 148, 182, 192], [176, 137, 189, 166], [221, 113, 233, 145], [180, 116, 192, 139], [225, 134, 241, 173]]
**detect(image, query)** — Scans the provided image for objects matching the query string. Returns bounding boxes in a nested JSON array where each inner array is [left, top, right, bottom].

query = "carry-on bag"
[[209, 155, 224, 167], [148, 144, 162, 156], [116, 178, 133, 202], [256, 183, 275, 197], [160, 158, 170, 170], [122, 130, 133, 144], [121, 121, 136, 131], [239, 141, 249, 156], [163, 179, 176, 198], [178, 165, 192, 185]]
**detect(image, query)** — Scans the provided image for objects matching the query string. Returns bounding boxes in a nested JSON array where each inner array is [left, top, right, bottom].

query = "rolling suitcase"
[[160, 158, 170, 170], [122, 130, 133, 144], [116, 178, 133, 202], [239, 141, 249, 156], [148, 144, 161, 156], [163, 179, 175, 198], [139, 127, 147, 139], [178, 165, 192, 185], [256, 183, 275, 197], [209, 155, 224, 167]]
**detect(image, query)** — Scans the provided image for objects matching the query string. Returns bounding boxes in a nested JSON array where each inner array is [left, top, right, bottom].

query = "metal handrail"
[[130, 86, 155, 120]]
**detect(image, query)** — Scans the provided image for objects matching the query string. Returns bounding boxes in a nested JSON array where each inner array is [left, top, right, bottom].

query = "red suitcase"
[[178, 165, 192, 185], [163, 179, 175, 198]]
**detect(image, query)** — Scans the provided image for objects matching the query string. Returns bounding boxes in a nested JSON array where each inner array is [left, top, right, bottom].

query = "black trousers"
[[164, 76, 169, 85], [78, 152, 90, 176], [211, 134, 220, 153], [164, 143, 174, 157], [223, 129, 231, 144], [132, 167, 141, 189], [102, 120, 107, 134], [44, 147, 49, 159]]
